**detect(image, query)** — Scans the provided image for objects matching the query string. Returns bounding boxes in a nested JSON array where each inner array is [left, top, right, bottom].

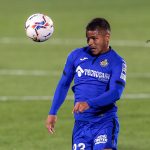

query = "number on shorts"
[[73, 143, 85, 150]]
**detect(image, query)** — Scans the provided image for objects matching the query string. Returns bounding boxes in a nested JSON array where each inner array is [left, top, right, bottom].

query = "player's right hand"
[[72, 102, 90, 113], [46, 115, 57, 134]]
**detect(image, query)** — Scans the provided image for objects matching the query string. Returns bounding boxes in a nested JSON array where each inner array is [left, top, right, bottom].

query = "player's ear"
[[105, 32, 110, 42]]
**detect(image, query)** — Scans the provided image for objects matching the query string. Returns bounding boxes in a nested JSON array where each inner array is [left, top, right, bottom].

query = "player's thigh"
[[93, 119, 119, 150], [72, 128, 92, 150], [72, 121, 92, 150]]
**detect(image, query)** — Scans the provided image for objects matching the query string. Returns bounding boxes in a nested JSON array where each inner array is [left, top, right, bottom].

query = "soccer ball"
[[25, 13, 54, 42]]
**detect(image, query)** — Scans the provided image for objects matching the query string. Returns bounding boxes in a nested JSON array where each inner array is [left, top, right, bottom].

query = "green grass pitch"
[[0, 0, 150, 149]]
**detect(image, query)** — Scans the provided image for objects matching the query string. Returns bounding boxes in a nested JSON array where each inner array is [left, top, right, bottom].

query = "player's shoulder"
[[70, 46, 88, 55], [67, 46, 89, 60], [110, 47, 126, 65]]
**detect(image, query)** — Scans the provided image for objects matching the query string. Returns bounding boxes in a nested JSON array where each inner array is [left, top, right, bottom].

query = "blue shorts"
[[72, 118, 119, 150]]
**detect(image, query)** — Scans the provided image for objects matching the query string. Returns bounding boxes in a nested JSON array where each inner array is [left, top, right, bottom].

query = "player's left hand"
[[72, 102, 90, 113]]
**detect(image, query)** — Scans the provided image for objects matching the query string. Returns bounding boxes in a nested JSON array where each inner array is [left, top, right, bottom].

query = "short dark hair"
[[86, 18, 111, 32]]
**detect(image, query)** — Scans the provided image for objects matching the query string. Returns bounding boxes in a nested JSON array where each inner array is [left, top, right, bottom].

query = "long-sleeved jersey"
[[49, 46, 127, 122]]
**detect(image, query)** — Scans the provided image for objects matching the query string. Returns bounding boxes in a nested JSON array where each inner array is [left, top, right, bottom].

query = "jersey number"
[[73, 143, 85, 150]]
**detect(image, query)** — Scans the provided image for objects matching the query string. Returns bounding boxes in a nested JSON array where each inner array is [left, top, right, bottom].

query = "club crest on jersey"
[[100, 59, 108, 67]]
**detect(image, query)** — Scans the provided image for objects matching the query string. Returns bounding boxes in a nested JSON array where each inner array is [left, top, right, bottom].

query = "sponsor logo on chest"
[[76, 66, 110, 81]]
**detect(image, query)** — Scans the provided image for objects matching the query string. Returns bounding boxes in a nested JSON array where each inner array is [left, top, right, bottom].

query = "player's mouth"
[[90, 47, 97, 52], [90, 47, 101, 55]]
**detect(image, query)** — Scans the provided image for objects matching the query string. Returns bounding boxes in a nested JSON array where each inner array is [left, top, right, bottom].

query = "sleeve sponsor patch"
[[120, 62, 127, 81]]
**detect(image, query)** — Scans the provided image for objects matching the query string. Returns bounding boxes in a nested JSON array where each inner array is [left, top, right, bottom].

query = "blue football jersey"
[[49, 46, 127, 122]]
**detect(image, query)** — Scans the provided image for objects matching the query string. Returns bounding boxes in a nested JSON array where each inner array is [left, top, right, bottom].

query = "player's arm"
[[86, 60, 127, 108], [46, 52, 75, 133]]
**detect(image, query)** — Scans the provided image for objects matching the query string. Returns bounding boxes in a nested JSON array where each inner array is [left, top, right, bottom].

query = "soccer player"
[[46, 18, 127, 150]]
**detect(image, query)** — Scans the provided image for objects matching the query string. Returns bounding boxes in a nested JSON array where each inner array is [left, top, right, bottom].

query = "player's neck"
[[100, 46, 110, 54]]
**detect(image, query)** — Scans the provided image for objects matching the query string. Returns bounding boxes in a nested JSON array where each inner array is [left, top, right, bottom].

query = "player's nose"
[[88, 38, 94, 46]]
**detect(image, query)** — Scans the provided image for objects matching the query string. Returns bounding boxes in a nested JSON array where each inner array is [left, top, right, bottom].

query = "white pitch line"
[[0, 37, 150, 48], [123, 93, 150, 99], [128, 72, 150, 78], [0, 95, 73, 101], [0, 69, 59, 76], [0, 69, 150, 78], [0, 94, 150, 101]]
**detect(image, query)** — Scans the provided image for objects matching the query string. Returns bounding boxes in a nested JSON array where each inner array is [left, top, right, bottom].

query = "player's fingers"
[[78, 102, 89, 112], [72, 107, 76, 113], [78, 106, 84, 112], [46, 122, 55, 134], [48, 127, 55, 134], [47, 125, 55, 134], [78, 104, 86, 112], [72, 103, 80, 113]]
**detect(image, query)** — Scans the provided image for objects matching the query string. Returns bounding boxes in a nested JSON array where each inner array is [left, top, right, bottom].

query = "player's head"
[[86, 18, 111, 33], [86, 18, 111, 55]]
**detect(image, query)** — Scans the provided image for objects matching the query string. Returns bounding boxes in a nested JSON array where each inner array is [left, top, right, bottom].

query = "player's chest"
[[74, 56, 112, 81]]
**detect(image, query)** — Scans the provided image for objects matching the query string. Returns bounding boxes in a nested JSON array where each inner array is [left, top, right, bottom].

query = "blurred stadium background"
[[0, 0, 150, 149]]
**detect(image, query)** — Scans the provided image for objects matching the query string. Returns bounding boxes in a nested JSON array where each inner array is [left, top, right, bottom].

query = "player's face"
[[86, 30, 110, 56]]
